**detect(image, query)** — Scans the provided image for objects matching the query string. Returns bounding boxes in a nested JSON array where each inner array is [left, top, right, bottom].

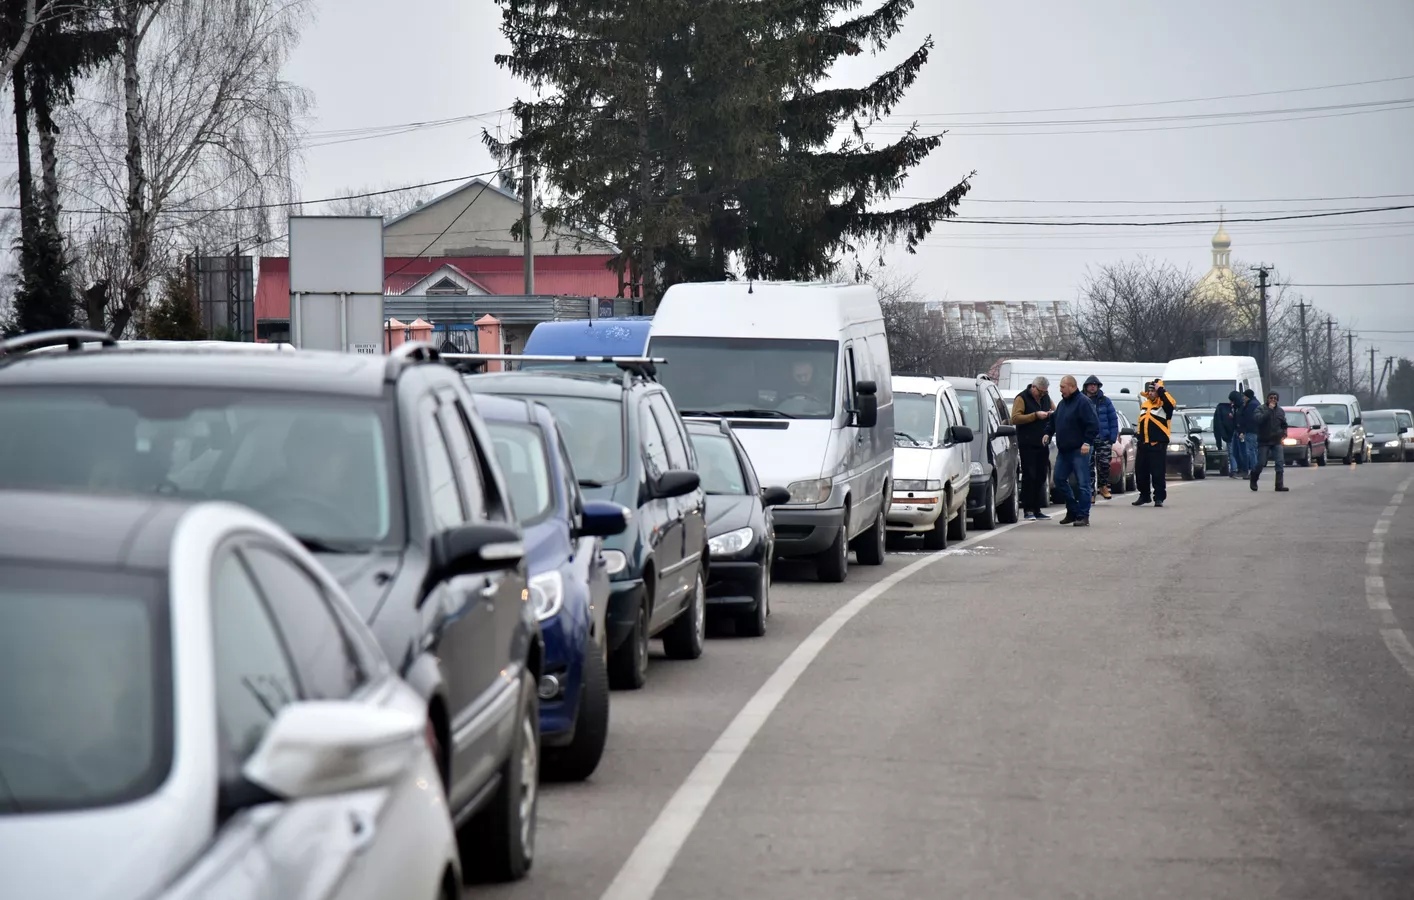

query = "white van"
[[1161, 356, 1263, 411], [887, 375, 973, 549], [992, 358, 1165, 407], [1294, 393, 1368, 463], [649, 281, 894, 583]]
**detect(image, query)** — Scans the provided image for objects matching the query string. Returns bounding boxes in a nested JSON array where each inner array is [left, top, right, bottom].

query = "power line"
[[939, 205, 1414, 227], [1276, 281, 1414, 287], [905, 193, 1414, 205], [384, 165, 517, 282], [870, 96, 1414, 129]]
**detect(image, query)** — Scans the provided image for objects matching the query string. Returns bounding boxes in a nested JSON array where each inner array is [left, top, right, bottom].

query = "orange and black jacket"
[[1138, 389, 1177, 446]]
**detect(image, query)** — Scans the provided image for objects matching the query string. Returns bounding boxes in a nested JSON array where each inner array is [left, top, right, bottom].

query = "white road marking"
[[1374, 520, 1390, 535], [598, 522, 1026, 900], [1380, 629, 1414, 680], [1366, 575, 1391, 611], [1367, 541, 1384, 567], [1367, 478, 1414, 684], [1385, 505, 1400, 518]]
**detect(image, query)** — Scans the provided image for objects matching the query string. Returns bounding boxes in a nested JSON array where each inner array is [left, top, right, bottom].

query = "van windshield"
[[649, 337, 838, 420], [1163, 380, 1234, 408], [1309, 403, 1350, 425]]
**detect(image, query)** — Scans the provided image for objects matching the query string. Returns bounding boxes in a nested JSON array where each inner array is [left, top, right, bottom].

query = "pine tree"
[[11, 214, 79, 334], [143, 272, 208, 341]]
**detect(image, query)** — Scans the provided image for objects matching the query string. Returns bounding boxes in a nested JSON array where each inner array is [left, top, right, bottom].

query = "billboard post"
[[288, 216, 385, 353]]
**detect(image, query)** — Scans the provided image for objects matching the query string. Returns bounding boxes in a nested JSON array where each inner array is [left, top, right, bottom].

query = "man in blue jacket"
[[1043, 374, 1100, 526], [1083, 375, 1119, 500], [1235, 388, 1261, 476]]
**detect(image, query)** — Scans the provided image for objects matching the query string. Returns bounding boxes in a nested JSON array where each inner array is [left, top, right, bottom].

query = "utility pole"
[[1347, 332, 1355, 393], [1325, 316, 1334, 392], [521, 110, 535, 295], [1370, 345, 1378, 406], [1297, 299, 1310, 397], [1251, 264, 1272, 387]]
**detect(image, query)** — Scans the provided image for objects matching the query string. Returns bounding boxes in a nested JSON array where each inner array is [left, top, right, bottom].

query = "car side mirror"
[[761, 485, 792, 507], [852, 380, 878, 428], [653, 469, 700, 499], [1353, 417, 1363, 426], [1190, 425, 1206, 434], [240, 701, 424, 802], [1120, 427, 1136, 436], [995, 424, 1016, 437], [949, 425, 974, 444], [576, 500, 631, 538], [428, 521, 524, 585]]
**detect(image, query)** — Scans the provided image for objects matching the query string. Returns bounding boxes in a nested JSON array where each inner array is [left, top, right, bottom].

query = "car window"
[[519, 395, 626, 486], [691, 430, 749, 494], [419, 402, 466, 529], [212, 552, 299, 772], [1365, 414, 1399, 433], [485, 420, 555, 524], [438, 397, 489, 520], [1309, 403, 1350, 425], [955, 389, 979, 430], [649, 393, 691, 470], [241, 545, 366, 701], [640, 401, 669, 480]]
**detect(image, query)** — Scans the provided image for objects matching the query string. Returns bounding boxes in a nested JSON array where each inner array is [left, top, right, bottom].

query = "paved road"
[[475, 461, 1414, 900]]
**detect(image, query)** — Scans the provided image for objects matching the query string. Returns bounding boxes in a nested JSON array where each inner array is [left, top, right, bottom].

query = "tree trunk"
[[31, 72, 62, 231], [11, 64, 36, 246], [636, 93, 656, 314], [116, 0, 149, 338]]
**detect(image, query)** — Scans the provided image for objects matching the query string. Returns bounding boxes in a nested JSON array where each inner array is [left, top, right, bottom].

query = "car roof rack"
[[383, 340, 442, 383], [442, 353, 666, 383], [893, 371, 942, 380], [0, 329, 118, 364]]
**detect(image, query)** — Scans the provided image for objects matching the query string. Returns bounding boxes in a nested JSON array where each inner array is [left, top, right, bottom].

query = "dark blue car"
[[468, 393, 631, 781]]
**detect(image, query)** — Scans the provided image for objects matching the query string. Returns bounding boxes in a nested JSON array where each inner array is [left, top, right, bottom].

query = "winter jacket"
[[1255, 403, 1289, 446], [1138, 387, 1178, 446], [1213, 402, 1236, 446], [1045, 390, 1100, 452], [1011, 389, 1053, 448], [1089, 390, 1119, 443], [1236, 396, 1262, 434]]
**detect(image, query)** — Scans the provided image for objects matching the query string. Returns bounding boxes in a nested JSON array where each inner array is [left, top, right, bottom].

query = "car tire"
[[1298, 447, 1311, 467], [543, 645, 610, 783], [459, 668, 538, 883], [817, 522, 850, 582], [1195, 460, 1206, 479], [854, 504, 887, 565], [1125, 470, 1137, 492], [609, 591, 650, 690], [1317, 449, 1328, 466], [947, 499, 968, 542], [998, 480, 1020, 523], [974, 481, 997, 530], [737, 563, 769, 638], [663, 570, 706, 659]]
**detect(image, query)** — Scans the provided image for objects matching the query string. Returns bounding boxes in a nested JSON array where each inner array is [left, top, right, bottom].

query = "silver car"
[[0, 490, 461, 900]]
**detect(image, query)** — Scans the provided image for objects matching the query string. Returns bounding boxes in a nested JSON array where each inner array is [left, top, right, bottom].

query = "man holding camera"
[[1133, 378, 1177, 507]]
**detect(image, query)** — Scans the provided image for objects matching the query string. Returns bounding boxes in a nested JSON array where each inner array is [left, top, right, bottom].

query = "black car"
[[684, 419, 791, 637], [1166, 412, 1208, 480], [460, 358, 709, 690], [947, 376, 1021, 528], [0, 331, 542, 883]]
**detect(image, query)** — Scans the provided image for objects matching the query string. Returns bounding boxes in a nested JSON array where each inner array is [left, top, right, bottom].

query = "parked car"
[[461, 358, 709, 690], [648, 280, 894, 583], [1394, 409, 1414, 461], [1362, 410, 1409, 462], [1109, 411, 1139, 491], [0, 332, 542, 883], [1281, 406, 1329, 466], [948, 375, 1021, 530], [684, 419, 791, 636], [1181, 409, 1233, 475], [518, 317, 654, 375], [469, 393, 633, 781], [0, 489, 460, 900], [1166, 412, 1208, 479], [886, 375, 973, 549], [1295, 393, 1367, 464]]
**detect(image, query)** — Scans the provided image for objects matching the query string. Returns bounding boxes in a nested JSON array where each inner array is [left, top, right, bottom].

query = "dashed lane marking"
[[1366, 476, 1414, 683], [598, 521, 1027, 900], [1380, 629, 1414, 680], [1367, 541, 1384, 567], [1366, 575, 1391, 611]]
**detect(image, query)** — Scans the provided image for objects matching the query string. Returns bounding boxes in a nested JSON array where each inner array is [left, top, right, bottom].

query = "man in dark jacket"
[[1011, 377, 1054, 520], [1133, 378, 1177, 507], [1043, 375, 1100, 526], [1235, 388, 1261, 476], [1083, 375, 1119, 500], [1214, 394, 1238, 477], [1251, 390, 1291, 492]]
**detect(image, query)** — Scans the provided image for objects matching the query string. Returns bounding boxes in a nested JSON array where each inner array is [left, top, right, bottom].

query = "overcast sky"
[[108, 1, 1414, 362]]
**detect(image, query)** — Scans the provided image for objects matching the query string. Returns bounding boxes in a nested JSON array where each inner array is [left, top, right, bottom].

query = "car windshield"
[[1399, 412, 1413, 429], [1163, 380, 1235, 408], [0, 387, 395, 548], [1364, 414, 1398, 434], [1284, 410, 1311, 427], [648, 336, 838, 419], [1170, 415, 1190, 436], [515, 394, 625, 485], [1111, 396, 1140, 424], [0, 563, 170, 814], [894, 393, 938, 446], [1188, 413, 1214, 431], [690, 431, 748, 495], [485, 421, 555, 524], [955, 389, 980, 428], [1309, 403, 1350, 425]]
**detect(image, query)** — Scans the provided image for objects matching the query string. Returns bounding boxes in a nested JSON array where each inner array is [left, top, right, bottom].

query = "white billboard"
[[288, 216, 385, 353]]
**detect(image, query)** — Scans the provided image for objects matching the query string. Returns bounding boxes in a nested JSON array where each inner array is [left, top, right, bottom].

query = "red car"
[[1282, 406, 1329, 466]]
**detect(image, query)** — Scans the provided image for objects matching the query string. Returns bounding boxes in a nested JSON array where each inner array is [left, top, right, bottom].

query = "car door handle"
[[349, 809, 376, 855], [479, 579, 497, 607]]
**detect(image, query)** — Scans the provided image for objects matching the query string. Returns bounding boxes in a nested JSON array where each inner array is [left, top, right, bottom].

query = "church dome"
[[1211, 223, 1231, 250]]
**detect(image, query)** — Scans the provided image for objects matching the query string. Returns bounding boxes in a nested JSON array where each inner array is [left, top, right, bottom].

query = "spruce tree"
[[11, 215, 78, 334]]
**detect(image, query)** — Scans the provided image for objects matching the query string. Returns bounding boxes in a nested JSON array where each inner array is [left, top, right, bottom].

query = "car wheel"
[[738, 563, 769, 638], [1195, 459, 1207, 479], [947, 498, 968, 542], [817, 522, 850, 582], [543, 645, 610, 783], [998, 479, 1020, 523], [854, 504, 887, 565], [459, 668, 538, 883], [608, 592, 650, 690], [662, 570, 706, 659], [1181, 458, 1195, 480], [974, 481, 997, 530], [1317, 449, 1328, 467]]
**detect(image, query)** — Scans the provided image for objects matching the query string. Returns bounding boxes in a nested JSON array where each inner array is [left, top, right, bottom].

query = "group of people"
[[1211, 388, 1291, 492]]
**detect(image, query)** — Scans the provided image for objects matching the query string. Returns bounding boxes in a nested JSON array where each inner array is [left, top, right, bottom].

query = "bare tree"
[[1072, 256, 1225, 362], [60, 0, 311, 335], [321, 182, 436, 219]]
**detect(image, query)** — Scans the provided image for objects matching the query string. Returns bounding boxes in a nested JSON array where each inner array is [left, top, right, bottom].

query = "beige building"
[[381, 178, 615, 257]]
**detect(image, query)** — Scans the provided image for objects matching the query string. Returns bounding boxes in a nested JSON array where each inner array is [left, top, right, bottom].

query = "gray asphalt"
[[475, 460, 1414, 900]]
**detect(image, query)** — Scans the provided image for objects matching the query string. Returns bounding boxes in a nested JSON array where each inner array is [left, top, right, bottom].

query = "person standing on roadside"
[[1215, 393, 1239, 477], [1043, 375, 1099, 527], [1251, 390, 1291, 492], [1133, 378, 1177, 508], [1236, 388, 1261, 476], [1011, 377, 1055, 521], [1083, 375, 1119, 500]]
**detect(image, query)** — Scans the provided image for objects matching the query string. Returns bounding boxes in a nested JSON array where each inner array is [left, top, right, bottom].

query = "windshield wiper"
[[293, 535, 371, 554], [578, 479, 607, 489], [705, 408, 796, 419], [895, 430, 928, 445], [677, 409, 723, 418]]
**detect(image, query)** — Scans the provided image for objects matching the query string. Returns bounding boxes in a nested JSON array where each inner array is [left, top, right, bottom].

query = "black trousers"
[[1135, 443, 1168, 502], [1020, 445, 1049, 512]]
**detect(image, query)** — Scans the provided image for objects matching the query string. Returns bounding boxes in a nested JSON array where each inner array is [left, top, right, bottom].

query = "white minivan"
[[649, 281, 894, 583], [1161, 356, 1263, 411], [1295, 393, 1368, 463], [887, 375, 974, 550]]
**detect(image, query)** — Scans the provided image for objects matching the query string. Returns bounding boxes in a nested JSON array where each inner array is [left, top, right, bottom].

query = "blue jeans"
[[1243, 432, 1259, 471], [1054, 447, 1092, 519]]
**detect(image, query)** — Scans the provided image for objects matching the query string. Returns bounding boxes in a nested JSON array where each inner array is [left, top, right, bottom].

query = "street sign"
[[288, 216, 385, 353]]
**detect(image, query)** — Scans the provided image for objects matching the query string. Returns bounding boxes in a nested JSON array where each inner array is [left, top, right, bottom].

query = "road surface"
[[474, 461, 1414, 900]]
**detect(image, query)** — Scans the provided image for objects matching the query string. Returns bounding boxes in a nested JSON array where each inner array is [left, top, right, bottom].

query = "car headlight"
[[1386, 440, 1402, 448], [600, 549, 628, 576], [1168, 443, 1185, 452], [1282, 437, 1298, 446], [895, 479, 943, 492], [708, 526, 755, 558], [786, 477, 832, 504], [528, 571, 564, 621], [969, 461, 984, 476]]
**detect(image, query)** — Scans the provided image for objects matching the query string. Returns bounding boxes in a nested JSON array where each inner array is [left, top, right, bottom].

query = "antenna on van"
[[747, 281, 753, 294]]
